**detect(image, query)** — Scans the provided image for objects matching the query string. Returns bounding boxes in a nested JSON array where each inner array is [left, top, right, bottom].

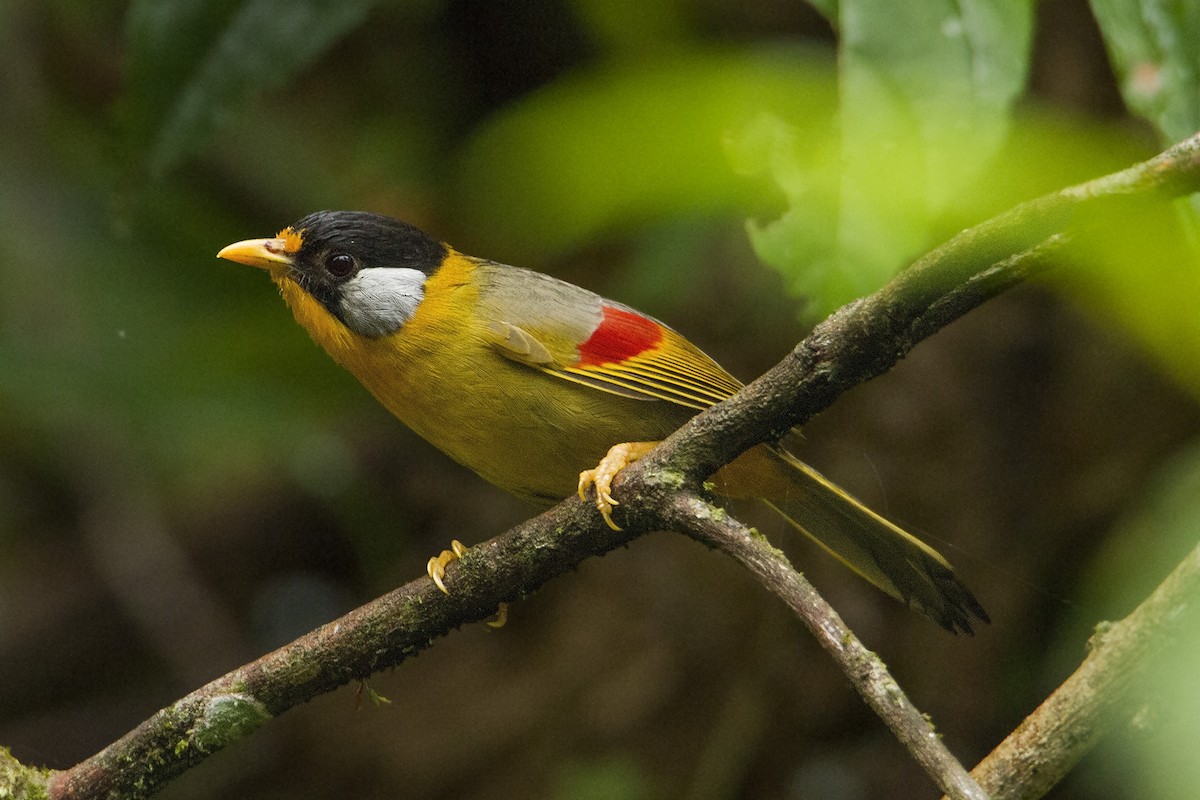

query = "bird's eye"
[[326, 253, 356, 279]]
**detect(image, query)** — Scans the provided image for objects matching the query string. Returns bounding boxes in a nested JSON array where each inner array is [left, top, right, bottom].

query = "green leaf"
[[1091, 0, 1200, 145], [729, 112, 843, 303], [454, 47, 836, 262], [745, 0, 1034, 316], [121, 0, 380, 178], [1090, 0, 1200, 222]]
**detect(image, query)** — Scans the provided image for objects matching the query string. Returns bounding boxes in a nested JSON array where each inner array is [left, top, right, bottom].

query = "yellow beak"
[[217, 238, 294, 272]]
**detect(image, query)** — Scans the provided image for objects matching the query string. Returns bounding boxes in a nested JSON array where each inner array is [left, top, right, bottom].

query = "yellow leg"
[[577, 441, 658, 531], [426, 539, 468, 594]]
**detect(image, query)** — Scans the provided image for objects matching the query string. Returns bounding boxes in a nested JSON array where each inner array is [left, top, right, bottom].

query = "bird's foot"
[[426, 539, 468, 594], [426, 540, 508, 628], [486, 603, 508, 629], [577, 441, 658, 531]]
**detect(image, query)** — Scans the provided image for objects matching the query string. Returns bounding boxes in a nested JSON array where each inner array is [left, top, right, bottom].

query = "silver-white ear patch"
[[337, 268, 427, 337]]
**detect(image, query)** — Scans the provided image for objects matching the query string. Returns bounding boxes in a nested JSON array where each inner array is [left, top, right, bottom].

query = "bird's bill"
[[217, 238, 295, 271]]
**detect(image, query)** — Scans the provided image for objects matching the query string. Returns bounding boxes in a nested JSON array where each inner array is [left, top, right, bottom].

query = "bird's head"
[[218, 210, 447, 338]]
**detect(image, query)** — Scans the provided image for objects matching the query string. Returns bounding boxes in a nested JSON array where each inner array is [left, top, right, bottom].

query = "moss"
[[189, 694, 272, 754], [0, 745, 51, 800], [1088, 619, 1114, 652], [655, 468, 688, 491]]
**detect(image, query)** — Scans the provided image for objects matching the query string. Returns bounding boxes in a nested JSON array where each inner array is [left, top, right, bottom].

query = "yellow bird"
[[219, 211, 986, 633]]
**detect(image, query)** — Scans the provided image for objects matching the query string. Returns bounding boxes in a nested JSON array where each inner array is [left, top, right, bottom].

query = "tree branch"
[[34, 132, 1200, 799], [944, 539, 1200, 800], [46, 498, 632, 800], [628, 133, 1200, 489], [661, 492, 990, 800]]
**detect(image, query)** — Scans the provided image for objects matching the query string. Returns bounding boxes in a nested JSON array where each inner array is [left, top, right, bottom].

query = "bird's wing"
[[478, 262, 742, 412]]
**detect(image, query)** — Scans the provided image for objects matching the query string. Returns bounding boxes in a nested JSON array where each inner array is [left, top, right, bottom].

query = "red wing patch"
[[546, 303, 742, 411], [576, 305, 664, 367]]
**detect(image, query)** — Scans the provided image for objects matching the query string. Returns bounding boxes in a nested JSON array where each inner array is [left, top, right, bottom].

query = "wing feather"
[[478, 260, 742, 411], [552, 326, 741, 410]]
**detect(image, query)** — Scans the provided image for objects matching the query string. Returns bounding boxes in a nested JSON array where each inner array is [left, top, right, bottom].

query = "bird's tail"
[[716, 446, 987, 634]]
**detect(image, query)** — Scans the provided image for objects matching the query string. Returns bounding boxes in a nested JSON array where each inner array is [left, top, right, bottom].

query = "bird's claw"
[[426, 541, 508, 627], [486, 603, 508, 629], [426, 539, 468, 594], [577, 441, 657, 531]]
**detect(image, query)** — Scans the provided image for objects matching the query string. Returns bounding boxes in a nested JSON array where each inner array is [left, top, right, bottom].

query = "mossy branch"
[[16, 132, 1200, 800], [942, 539, 1200, 800]]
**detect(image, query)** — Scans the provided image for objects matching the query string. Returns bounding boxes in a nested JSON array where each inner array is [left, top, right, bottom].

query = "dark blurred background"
[[3, 0, 1200, 798]]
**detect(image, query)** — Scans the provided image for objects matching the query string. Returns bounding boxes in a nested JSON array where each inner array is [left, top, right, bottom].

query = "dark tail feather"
[[757, 448, 987, 634]]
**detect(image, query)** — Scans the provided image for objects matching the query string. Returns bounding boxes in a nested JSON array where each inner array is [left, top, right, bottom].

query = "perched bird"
[[218, 210, 986, 633]]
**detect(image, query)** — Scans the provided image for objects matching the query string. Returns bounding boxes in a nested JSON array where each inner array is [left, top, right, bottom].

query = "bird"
[[218, 210, 986, 633]]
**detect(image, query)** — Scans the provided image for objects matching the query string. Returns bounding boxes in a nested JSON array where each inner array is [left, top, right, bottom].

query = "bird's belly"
[[424, 372, 690, 503], [356, 345, 692, 504]]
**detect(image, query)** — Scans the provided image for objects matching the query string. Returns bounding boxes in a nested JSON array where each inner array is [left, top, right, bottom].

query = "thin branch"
[[38, 132, 1200, 800], [944, 540, 1200, 800], [662, 492, 989, 800]]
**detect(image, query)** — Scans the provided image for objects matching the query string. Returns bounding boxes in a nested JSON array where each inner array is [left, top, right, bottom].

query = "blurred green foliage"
[[2, 1, 1200, 798], [454, 48, 834, 261], [1092, 0, 1200, 146], [122, 0, 386, 179], [1076, 441, 1200, 798], [738, 0, 1034, 314]]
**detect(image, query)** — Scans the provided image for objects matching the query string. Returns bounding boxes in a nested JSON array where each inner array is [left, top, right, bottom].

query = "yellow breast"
[[278, 248, 480, 418]]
